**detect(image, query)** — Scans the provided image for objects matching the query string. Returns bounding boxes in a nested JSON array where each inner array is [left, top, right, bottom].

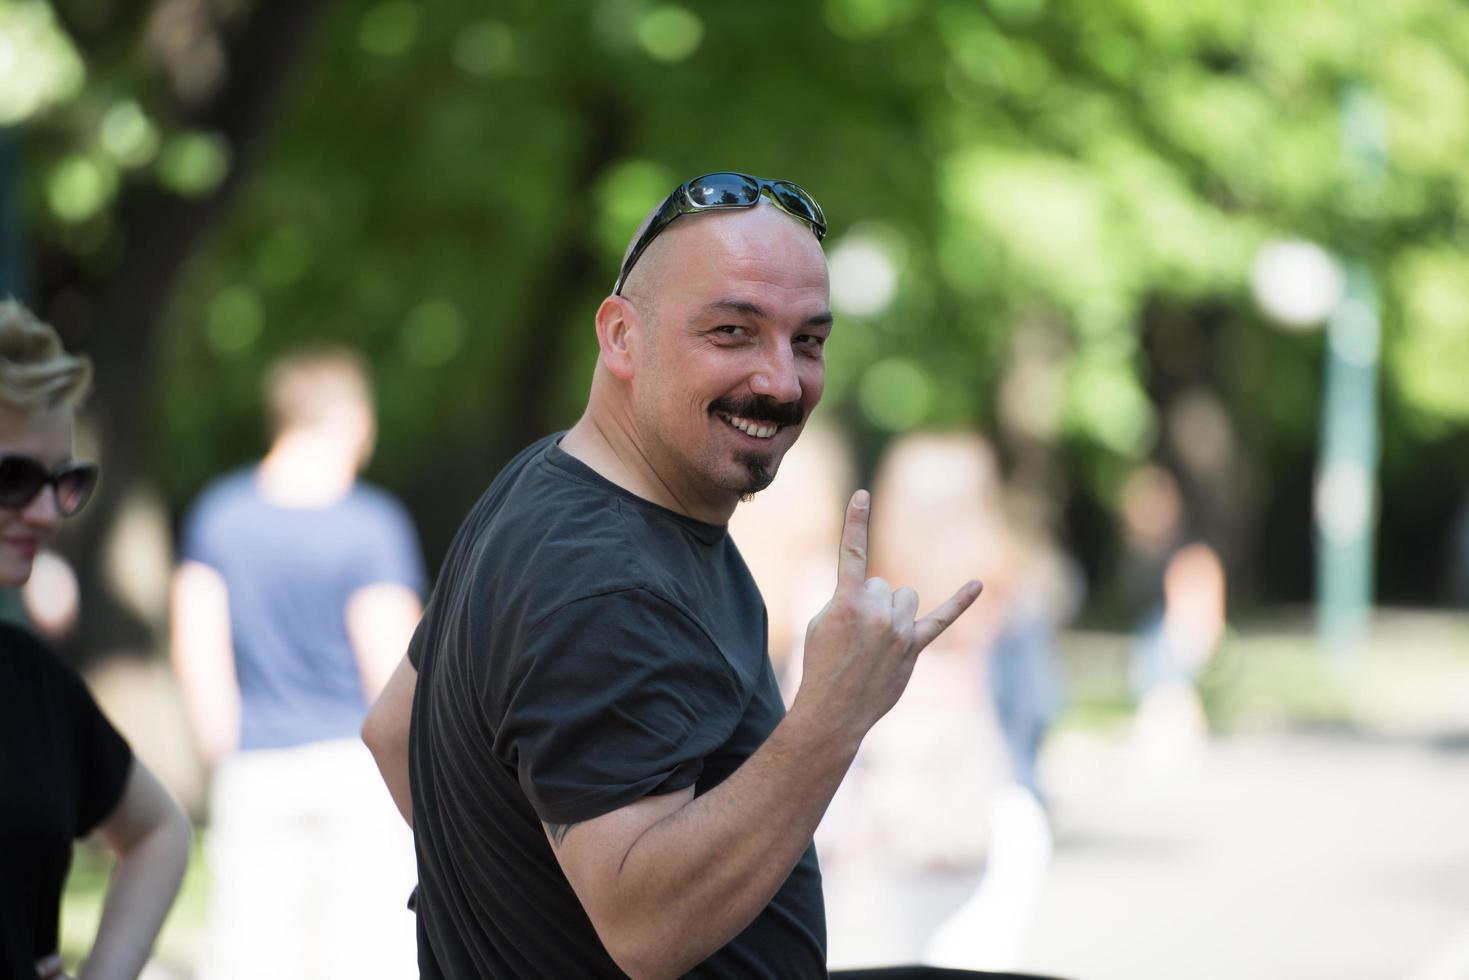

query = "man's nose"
[[750, 346, 801, 404]]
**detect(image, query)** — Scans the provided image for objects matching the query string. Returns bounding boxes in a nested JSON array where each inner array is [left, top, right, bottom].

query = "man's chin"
[[733, 450, 778, 498]]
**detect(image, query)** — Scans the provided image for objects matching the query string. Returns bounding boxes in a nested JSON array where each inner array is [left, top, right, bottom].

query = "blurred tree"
[[7, 0, 337, 661], [5, 0, 1469, 662]]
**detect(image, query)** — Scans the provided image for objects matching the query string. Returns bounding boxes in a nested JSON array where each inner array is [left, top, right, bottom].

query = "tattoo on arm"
[[544, 821, 576, 848]]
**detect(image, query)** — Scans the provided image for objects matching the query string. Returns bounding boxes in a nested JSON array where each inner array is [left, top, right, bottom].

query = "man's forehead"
[[667, 198, 819, 248], [696, 297, 834, 327], [624, 199, 828, 310], [666, 206, 826, 280]]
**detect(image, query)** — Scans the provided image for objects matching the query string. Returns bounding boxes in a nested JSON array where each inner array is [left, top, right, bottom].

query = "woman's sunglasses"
[[613, 172, 827, 295], [0, 454, 99, 517]]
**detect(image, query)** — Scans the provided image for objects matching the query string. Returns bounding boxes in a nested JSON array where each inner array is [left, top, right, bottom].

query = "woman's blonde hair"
[[0, 298, 93, 412]]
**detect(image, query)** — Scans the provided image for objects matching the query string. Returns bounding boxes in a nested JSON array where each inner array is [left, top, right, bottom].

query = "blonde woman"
[[0, 299, 190, 980]]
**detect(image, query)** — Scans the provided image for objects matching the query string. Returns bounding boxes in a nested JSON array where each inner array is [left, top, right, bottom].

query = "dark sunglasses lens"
[[54, 465, 98, 516], [688, 173, 760, 207], [771, 182, 826, 238], [0, 457, 47, 508]]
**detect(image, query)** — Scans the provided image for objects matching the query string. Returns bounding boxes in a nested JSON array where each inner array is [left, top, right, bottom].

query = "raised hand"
[[793, 489, 983, 742]]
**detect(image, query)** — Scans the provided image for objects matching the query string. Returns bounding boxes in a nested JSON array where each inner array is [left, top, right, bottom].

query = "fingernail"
[[854, 489, 869, 509]]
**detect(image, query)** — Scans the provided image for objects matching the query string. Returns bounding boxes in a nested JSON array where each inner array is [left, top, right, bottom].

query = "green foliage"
[[8, 0, 1469, 583]]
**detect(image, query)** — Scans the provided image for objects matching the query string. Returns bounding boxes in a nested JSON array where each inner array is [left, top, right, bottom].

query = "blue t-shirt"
[[179, 469, 426, 751]]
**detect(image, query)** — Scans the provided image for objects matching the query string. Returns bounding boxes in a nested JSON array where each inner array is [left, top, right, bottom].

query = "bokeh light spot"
[[207, 286, 265, 355], [358, 2, 419, 58], [825, 0, 919, 40], [45, 154, 116, 224], [99, 101, 159, 168], [595, 159, 678, 259], [637, 6, 703, 63], [453, 20, 514, 75], [829, 228, 903, 317], [0, 1, 84, 125], [860, 359, 933, 430], [402, 298, 468, 366], [157, 131, 231, 198]]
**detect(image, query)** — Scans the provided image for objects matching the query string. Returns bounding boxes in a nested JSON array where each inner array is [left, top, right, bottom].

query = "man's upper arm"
[[171, 560, 231, 647], [504, 589, 740, 827], [345, 495, 427, 696], [170, 560, 240, 764], [346, 583, 423, 699], [540, 785, 694, 930]]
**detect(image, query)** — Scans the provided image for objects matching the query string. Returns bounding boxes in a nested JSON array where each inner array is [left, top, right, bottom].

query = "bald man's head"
[[584, 187, 832, 517], [618, 198, 823, 317]]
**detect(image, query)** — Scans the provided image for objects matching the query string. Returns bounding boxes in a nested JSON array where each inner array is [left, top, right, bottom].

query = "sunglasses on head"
[[0, 454, 99, 517], [613, 172, 827, 296]]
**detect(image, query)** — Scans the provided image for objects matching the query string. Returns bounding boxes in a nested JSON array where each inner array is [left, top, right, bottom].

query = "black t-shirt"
[[0, 622, 133, 976], [408, 435, 826, 978]]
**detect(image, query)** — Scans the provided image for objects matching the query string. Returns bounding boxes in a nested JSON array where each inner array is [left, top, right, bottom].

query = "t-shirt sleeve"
[[177, 491, 221, 569], [498, 588, 743, 826], [353, 495, 428, 596], [46, 646, 134, 836]]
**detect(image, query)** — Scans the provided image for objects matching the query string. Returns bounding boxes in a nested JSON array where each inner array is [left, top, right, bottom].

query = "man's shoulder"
[[452, 438, 691, 612], [469, 448, 639, 575], [181, 467, 261, 533], [190, 467, 259, 512], [343, 479, 414, 522]]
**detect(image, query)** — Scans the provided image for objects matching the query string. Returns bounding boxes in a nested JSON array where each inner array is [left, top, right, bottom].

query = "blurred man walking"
[[172, 347, 425, 980]]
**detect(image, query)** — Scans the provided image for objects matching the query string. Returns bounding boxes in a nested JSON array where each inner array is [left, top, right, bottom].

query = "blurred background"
[[3, 0, 1468, 977]]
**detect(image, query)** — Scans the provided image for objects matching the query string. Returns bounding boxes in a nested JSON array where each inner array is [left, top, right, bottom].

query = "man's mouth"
[[715, 412, 782, 440]]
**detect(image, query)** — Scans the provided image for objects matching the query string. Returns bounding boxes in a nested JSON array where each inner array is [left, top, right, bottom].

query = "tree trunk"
[[35, 0, 337, 667]]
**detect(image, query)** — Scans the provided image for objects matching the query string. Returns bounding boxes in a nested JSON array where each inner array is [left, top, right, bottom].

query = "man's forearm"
[[553, 491, 983, 979], [366, 726, 413, 828], [564, 702, 858, 979]]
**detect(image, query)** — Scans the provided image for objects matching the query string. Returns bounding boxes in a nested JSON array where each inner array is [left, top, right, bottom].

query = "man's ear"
[[595, 296, 640, 381]]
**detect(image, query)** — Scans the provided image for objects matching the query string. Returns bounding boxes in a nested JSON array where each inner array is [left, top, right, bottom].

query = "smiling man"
[[364, 173, 982, 978]]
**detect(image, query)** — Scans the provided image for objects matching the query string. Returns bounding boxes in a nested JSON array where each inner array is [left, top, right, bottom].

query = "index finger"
[[836, 489, 871, 591]]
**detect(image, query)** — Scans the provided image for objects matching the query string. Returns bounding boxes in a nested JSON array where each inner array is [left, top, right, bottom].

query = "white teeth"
[[721, 414, 779, 439]]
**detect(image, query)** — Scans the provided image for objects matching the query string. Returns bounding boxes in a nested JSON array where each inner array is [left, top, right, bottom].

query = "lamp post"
[[1315, 85, 1388, 655], [1314, 264, 1380, 655]]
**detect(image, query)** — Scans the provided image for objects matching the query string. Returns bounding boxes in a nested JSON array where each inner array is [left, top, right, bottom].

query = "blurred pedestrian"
[[1128, 541, 1227, 773], [171, 346, 425, 980], [0, 298, 190, 980]]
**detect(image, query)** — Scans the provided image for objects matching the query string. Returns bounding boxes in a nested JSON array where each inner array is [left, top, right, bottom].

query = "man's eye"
[[796, 335, 827, 349]]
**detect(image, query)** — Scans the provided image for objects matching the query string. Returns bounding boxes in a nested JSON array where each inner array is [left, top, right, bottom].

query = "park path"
[[826, 727, 1469, 980]]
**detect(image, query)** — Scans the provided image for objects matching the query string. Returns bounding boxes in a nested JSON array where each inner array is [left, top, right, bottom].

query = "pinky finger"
[[913, 580, 983, 649]]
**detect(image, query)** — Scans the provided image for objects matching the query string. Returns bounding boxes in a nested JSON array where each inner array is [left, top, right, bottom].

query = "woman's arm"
[[81, 761, 191, 980]]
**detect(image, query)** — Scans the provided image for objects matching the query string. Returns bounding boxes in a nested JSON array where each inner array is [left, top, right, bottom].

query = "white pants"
[[197, 738, 418, 980]]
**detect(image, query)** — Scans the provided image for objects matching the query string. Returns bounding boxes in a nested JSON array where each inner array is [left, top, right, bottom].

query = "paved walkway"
[[825, 727, 1469, 980]]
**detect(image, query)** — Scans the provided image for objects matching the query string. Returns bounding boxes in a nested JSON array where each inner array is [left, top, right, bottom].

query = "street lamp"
[[1250, 237, 1381, 657]]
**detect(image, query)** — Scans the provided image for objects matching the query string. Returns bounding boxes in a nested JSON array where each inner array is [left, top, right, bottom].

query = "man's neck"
[[560, 412, 735, 525], [256, 431, 359, 508]]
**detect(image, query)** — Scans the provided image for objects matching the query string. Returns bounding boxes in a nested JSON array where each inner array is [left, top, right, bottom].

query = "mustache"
[[709, 394, 805, 428]]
